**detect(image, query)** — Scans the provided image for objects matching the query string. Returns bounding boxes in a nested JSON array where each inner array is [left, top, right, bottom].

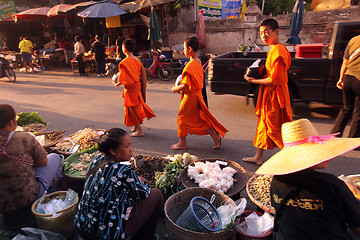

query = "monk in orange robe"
[[171, 36, 228, 150], [243, 19, 292, 165], [113, 39, 156, 137]]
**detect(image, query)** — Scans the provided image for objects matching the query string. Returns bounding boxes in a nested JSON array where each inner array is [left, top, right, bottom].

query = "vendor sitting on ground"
[[74, 128, 164, 240], [0, 104, 63, 229], [256, 118, 360, 239]]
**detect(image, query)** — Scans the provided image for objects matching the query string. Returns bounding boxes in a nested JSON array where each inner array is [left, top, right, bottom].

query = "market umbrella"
[[148, 7, 161, 41], [47, 4, 72, 17], [59, 1, 104, 15], [119, 0, 173, 13], [77, 0, 127, 18], [13, 7, 51, 21], [196, 10, 206, 49], [286, 0, 304, 45]]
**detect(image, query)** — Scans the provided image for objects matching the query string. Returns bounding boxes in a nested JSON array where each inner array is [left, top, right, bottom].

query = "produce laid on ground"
[[63, 147, 100, 178], [56, 128, 105, 154], [35, 130, 66, 148], [131, 154, 170, 187], [187, 161, 237, 193], [16, 112, 48, 133], [246, 175, 275, 214]]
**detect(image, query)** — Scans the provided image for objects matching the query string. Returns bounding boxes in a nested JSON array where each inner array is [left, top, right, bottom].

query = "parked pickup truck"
[[207, 20, 360, 105]]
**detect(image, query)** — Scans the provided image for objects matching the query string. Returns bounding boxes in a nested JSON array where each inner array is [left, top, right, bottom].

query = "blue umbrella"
[[148, 7, 161, 41], [77, 0, 126, 18], [286, 0, 304, 45]]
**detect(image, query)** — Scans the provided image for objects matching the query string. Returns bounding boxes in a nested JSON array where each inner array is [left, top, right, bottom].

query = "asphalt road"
[[1, 68, 359, 198]]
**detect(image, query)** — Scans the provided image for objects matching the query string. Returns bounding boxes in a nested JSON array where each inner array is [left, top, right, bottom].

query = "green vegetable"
[[16, 112, 47, 126], [155, 159, 184, 199]]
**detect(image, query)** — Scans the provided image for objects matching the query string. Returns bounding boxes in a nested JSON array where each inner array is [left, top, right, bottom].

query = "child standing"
[[242, 19, 293, 165], [113, 39, 156, 137], [171, 36, 228, 150]]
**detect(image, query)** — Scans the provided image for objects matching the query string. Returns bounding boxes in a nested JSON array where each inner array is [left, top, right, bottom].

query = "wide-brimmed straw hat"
[[256, 118, 360, 175]]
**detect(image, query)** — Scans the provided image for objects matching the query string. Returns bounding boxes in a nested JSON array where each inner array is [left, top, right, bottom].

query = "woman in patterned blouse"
[[74, 128, 164, 240]]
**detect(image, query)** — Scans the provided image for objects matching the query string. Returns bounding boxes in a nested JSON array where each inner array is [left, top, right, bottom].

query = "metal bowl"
[[245, 66, 266, 79]]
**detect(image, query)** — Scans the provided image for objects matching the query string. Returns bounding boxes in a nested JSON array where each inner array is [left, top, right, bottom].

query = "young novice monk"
[[113, 39, 156, 137], [243, 19, 292, 165], [171, 36, 228, 150]]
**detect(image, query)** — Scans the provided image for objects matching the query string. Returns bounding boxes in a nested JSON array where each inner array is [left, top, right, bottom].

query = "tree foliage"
[[253, 0, 313, 16]]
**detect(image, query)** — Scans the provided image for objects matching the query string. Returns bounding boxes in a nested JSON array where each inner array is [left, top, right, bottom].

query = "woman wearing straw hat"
[[256, 118, 360, 239]]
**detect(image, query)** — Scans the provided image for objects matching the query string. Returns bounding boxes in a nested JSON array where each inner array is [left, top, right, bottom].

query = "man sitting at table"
[[0, 104, 63, 230]]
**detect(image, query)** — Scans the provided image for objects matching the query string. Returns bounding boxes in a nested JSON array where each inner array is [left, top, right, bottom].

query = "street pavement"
[[1, 67, 359, 238]]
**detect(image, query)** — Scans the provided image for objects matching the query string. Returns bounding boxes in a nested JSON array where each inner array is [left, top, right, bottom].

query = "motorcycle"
[[0, 55, 16, 82], [145, 50, 173, 81]]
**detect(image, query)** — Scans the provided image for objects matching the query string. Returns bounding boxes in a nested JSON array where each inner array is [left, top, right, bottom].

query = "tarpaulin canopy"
[[59, 1, 104, 14], [13, 7, 51, 22], [286, 0, 304, 45], [77, 0, 126, 18], [47, 4, 72, 17], [119, 0, 173, 13]]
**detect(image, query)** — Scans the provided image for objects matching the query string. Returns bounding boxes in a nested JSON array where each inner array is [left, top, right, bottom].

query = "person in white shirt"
[[74, 36, 87, 76]]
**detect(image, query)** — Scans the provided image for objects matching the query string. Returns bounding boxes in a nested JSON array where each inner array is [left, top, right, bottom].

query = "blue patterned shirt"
[[74, 154, 151, 240]]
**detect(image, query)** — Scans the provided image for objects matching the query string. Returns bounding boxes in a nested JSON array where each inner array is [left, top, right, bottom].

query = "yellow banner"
[[106, 15, 121, 28]]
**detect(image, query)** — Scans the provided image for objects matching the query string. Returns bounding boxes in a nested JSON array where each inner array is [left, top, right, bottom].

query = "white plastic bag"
[[237, 212, 274, 237], [12, 227, 66, 240], [217, 198, 247, 229]]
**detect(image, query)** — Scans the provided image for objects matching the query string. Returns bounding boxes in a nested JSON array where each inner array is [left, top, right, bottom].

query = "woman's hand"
[[171, 86, 178, 93], [138, 176, 148, 184]]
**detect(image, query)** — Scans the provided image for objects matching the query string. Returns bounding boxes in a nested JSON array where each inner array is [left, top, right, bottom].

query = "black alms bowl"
[[245, 66, 266, 79]]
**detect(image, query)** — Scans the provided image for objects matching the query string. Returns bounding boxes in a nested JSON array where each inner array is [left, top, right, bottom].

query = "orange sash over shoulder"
[[254, 43, 292, 150], [118, 57, 155, 127], [177, 59, 228, 137]]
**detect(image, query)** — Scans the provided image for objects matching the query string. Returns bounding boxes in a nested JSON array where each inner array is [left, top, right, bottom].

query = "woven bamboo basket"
[[31, 191, 79, 239], [246, 175, 275, 214], [180, 158, 248, 198], [165, 187, 236, 240], [35, 130, 66, 148]]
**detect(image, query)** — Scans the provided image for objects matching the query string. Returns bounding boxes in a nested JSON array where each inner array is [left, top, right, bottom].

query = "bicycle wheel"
[[5, 68, 16, 82], [158, 65, 173, 81]]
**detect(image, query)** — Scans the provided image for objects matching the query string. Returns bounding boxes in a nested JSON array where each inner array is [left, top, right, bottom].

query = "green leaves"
[[155, 159, 184, 199], [16, 112, 47, 127]]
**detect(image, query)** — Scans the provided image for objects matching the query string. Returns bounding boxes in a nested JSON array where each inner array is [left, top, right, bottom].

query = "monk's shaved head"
[[123, 39, 136, 53], [260, 19, 279, 31], [184, 36, 199, 52]]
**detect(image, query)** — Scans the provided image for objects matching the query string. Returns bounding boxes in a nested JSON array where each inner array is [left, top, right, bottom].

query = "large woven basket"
[[246, 175, 275, 214], [180, 158, 248, 198], [165, 187, 236, 240]]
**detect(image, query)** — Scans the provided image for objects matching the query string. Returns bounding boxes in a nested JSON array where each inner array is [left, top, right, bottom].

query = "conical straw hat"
[[256, 119, 360, 175]]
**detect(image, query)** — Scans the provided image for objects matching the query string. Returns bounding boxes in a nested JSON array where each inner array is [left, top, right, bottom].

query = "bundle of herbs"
[[16, 112, 47, 127], [155, 159, 185, 199]]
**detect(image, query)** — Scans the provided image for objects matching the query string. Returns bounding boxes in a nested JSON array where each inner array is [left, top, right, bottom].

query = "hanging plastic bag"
[[217, 198, 247, 229]]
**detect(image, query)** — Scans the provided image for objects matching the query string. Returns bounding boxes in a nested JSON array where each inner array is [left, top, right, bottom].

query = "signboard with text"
[[199, 0, 243, 19], [0, 0, 15, 21]]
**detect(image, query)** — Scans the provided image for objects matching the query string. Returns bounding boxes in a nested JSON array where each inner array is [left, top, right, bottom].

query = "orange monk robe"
[[254, 43, 293, 150], [117, 57, 156, 127], [177, 59, 228, 137]]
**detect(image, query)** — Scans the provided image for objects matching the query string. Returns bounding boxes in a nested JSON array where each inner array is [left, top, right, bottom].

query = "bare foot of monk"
[[242, 156, 263, 165], [170, 142, 188, 150], [213, 135, 221, 149], [130, 131, 144, 137], [130, 128, 136, 133]]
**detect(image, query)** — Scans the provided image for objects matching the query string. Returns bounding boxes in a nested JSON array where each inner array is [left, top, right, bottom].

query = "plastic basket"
[[176, 196, 221, 232], [236, 210, 272, 240], [31, 191, 79, 239]]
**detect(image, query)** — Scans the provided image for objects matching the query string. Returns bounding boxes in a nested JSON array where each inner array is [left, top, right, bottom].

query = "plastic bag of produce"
[[217, 198, 247, 229]]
